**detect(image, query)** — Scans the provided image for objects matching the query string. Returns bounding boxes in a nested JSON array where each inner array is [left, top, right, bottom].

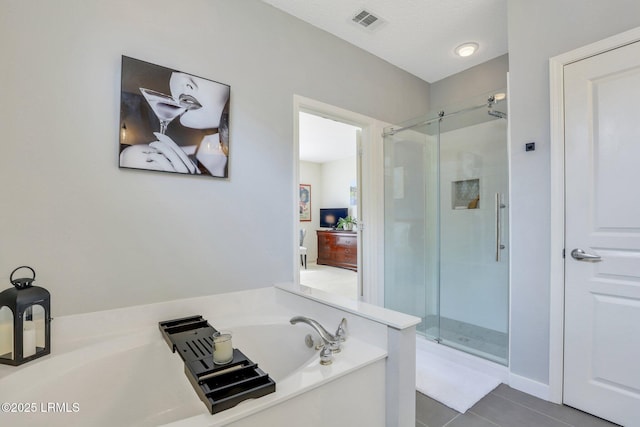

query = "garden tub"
[[0, 317, 386, 426]]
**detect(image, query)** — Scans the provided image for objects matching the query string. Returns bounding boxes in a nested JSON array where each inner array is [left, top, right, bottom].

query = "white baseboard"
[[508, 372, 551, 401]]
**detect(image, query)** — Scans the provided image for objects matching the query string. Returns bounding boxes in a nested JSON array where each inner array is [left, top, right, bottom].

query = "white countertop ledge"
[[275, 282, 420, 330]]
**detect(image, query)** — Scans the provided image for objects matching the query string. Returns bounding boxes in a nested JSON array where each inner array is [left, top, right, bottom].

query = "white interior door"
[[564, 40, 640, 426]]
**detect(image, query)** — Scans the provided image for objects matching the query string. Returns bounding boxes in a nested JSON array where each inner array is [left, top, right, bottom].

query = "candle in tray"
[[213, 332, 233, 365], [23, 321, 36, 358]]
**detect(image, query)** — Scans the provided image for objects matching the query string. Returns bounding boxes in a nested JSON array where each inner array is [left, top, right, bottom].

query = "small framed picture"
[[300, 184, 311, 221]]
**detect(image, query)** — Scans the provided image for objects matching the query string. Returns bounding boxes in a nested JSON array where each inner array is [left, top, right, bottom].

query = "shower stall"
[[383, 91, 509, 365]]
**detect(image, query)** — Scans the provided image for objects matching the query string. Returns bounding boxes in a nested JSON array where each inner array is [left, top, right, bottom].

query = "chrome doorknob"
[[571, 248, 602, 262]]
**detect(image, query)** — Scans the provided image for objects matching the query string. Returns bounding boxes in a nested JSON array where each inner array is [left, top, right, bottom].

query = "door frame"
[[548, 25, 640, 404], [292, 94, 388, 304]]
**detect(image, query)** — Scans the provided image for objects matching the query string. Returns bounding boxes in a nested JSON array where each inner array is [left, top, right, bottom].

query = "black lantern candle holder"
[[0, 266, 51, 366]]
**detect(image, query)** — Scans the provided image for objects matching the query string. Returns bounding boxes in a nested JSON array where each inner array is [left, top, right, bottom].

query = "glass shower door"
[[383, 119, 440, 338], [383, 92, 509, 366], [437, 114, 509, 365]]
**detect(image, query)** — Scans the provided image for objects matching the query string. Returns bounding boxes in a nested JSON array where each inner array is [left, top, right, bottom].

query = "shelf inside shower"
[[452, 178, 480, 209]]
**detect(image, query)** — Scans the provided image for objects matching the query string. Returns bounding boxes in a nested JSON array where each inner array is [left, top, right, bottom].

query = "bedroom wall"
[[0, 0, 430, 316], [299, 161, 321, 263], [299, 157, 356, 264], [321, 157, 357, 217]]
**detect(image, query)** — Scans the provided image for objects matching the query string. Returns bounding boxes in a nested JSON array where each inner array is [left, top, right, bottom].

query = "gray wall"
[[430, 54, 509, 111], [0, 0, 429, 316], [507, 0, 640, 385]]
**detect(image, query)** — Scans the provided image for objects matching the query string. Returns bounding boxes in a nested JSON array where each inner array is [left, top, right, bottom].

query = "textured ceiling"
[[261, 0, 508, 83]]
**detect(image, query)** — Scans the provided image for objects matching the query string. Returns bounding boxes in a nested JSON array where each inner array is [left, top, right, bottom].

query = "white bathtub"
[[0, 319, 386, 426], [0, 286, 418, 426]]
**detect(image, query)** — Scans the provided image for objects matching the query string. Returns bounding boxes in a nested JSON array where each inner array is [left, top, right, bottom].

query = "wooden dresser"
[[316, 230, 357, 271]]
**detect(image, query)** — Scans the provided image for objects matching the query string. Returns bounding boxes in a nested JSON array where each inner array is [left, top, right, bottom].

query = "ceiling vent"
[[351, 9, 385, 31]]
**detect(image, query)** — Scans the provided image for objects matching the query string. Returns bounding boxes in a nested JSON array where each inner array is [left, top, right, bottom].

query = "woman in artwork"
[[120, 72, 230, 177]]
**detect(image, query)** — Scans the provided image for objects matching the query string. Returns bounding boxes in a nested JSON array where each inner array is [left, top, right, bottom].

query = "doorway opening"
[[298, 110, 361, 300], [293, 95, 388, 306]]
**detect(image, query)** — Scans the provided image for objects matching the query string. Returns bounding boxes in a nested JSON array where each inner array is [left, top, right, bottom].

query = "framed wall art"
[[119, 56, 231, 178], [300, 184, 311, 221]]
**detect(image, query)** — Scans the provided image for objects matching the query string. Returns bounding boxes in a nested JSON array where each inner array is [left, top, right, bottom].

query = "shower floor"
[[422, 316, 508, 365]]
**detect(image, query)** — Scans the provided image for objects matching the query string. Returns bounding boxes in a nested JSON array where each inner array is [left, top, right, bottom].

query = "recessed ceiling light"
[[454, 42, 479, 57]]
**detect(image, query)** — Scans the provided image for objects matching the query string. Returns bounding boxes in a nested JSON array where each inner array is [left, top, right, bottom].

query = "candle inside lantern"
[[35, 317, 45, 348], [23, 321, 36, 358], [213, 332, 233, 365], [0, 323, 13, 358]]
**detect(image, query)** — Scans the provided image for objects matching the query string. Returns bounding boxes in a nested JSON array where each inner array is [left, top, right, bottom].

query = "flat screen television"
[[319, 208, 349, 229]]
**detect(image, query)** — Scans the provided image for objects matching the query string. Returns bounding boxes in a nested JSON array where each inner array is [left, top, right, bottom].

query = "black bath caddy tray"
[[159, 315, 276, 414]]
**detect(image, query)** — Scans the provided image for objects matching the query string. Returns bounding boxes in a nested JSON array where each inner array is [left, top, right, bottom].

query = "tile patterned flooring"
[[416, 384, 620, 427]]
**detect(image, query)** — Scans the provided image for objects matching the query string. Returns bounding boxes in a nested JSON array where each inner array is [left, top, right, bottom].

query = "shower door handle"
[[495, 193, 506, 262]]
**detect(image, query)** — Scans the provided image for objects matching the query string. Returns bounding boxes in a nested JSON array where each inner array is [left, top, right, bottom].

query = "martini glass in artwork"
[[139, 88, 186, 134]]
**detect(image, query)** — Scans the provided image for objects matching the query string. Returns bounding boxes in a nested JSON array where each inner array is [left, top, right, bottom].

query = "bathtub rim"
[[0, 285, 415, 426], [0, 318, 387, 427]]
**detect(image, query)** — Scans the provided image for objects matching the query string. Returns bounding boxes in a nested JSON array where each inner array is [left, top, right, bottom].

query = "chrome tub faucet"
[[290, 316, 347, 365]]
